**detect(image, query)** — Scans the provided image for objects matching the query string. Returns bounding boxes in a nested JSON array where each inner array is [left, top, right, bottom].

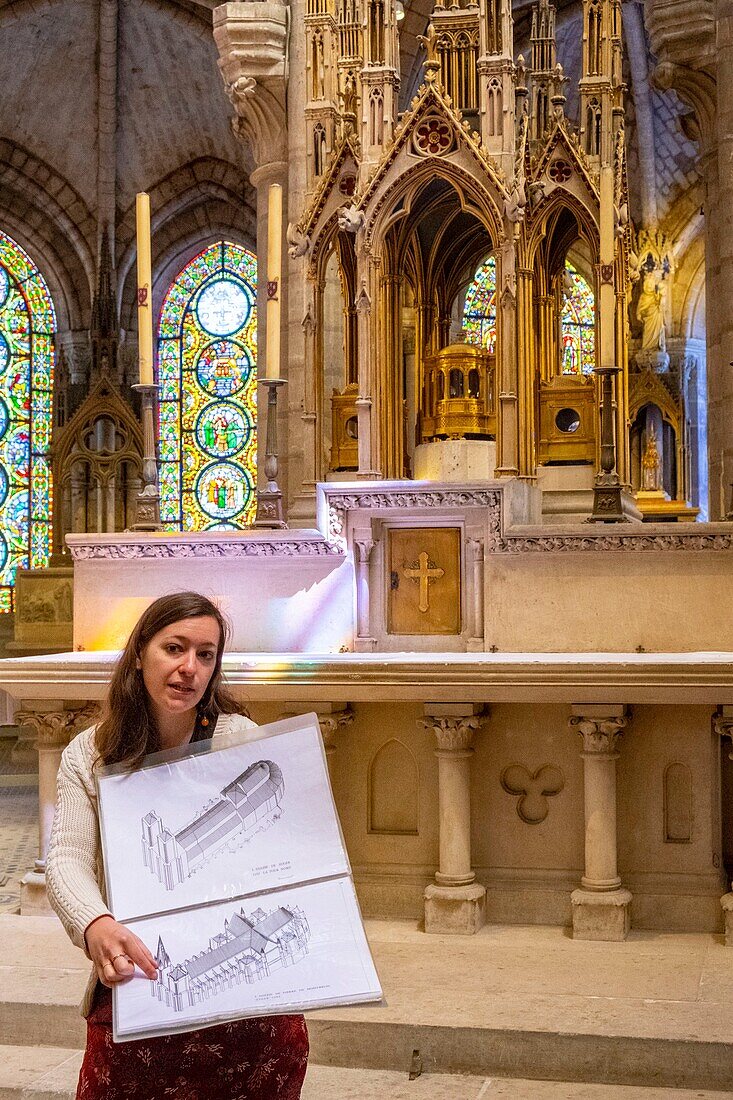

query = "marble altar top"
[[0, 650, 731, 705]]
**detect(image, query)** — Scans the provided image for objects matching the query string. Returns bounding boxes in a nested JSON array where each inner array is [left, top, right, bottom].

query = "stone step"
[[3, 992, 733, 1093], [0, 1050, 731, 1100], [4, 916, 733, 1091]]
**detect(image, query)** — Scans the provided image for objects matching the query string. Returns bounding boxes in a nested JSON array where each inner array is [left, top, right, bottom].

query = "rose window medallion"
[[414, 118, 454, 156]]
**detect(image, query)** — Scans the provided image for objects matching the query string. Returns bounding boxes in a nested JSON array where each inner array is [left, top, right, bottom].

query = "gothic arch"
[[368, 739, 420, 834], [0, 142, 94, 331], [363, 160, 505, 255]]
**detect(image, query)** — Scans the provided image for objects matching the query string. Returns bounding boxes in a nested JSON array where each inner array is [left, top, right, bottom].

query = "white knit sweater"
[[46, 712, 257, 1016]]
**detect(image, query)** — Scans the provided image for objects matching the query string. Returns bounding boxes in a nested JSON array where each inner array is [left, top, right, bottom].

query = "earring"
[[200, 715, 210, 728]]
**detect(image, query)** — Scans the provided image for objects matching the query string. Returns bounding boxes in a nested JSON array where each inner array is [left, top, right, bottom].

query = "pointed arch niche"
[[368, 738, 420, 834], [0, 231, 55, 611], [157, 242, 258, 531]]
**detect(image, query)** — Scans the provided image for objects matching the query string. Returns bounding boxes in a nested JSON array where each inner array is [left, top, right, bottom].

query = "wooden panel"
[[387, 527, 461, 635]]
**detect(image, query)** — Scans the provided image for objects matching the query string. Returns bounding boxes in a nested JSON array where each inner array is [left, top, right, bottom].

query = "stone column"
[[421, 704, 486, 934], [714, 706, 733, 942], [568, 705, 632, 940], [354, 534, 376, 651], [17, 702, 98, 914], [466, 536, 485, 652]]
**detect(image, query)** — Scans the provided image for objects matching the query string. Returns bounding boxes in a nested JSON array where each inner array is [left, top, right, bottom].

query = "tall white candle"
[[136, 193, 154, 386], [265, 183, 282, 380]]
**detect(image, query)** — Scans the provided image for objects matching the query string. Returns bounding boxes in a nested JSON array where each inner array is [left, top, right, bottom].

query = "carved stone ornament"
[[69, 540, 342, 560], [325, 487, 501, 550], [414, 117, 455, 156], [713, 710, 733, 760], [317, 707, 355, 751], [420, 714, 484, 752], [569, 714, 628, 754], [226, 75, 257, 109], [16, 703, 100, 747], [501, 763, 565, 824], [600, 264, 614, 284]]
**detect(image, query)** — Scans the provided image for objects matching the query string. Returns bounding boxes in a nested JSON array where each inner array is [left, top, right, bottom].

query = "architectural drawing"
[[152, 903, 311, 1013], [141, 759, 284, 890]]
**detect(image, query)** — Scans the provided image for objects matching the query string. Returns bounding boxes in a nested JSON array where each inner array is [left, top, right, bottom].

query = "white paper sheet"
[[99, 717, 350, 921], [113, 877, 381, 1041], [97, 714, 383, 1041]]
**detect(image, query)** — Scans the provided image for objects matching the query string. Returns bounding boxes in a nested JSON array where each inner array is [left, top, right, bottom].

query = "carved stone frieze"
[[420, 713, 484, 752], [569, 714, 628, 754], [16, 703, 99, 747], [487, 532, 733, 554], [69, 540, 342, 560], [325, 488, 501, 549]]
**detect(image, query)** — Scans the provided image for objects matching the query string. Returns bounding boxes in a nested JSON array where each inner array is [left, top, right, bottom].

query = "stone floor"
[[0, 734, 37, 915], [0, 737, 732, 1096]]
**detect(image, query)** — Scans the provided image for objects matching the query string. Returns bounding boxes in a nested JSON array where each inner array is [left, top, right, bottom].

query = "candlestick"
[[129, 384, 162, 530], [265, 183, 282, 380], [253, 378, 288, 528], [136, 193, 154, 386]]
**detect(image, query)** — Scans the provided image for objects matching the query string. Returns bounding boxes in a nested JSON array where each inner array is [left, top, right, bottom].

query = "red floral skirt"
[[76, 984, 309, 1100]]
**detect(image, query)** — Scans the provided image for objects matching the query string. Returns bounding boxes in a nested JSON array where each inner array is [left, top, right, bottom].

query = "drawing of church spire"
[[156, 936, 171, 970]]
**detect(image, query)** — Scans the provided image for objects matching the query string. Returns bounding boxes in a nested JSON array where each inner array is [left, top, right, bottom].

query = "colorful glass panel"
[[462, 255, 497, 353], [0, 231, 54, 610], [561, 262, 596, 376], [157, 242, 258, 530]]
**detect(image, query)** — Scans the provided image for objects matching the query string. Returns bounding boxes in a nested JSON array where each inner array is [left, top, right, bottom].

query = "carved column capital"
[[420, 707, 487, 752], [569, 712, 628, 755], [354, 537, 375, 563], [317, 706, 354, 753], [214, 3, 288, 168], [714, 707, 733, 759], [16, 703, 99, 747]]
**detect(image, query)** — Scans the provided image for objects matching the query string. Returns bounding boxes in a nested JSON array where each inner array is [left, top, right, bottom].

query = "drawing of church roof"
[[141, 759, 285, 890]]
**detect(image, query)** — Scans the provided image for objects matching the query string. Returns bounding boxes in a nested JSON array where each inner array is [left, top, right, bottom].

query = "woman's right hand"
[[84, 915, 158, 987]]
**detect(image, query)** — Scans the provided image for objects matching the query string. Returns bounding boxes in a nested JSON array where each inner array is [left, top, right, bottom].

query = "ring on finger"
[[110, 953, 129, 965]]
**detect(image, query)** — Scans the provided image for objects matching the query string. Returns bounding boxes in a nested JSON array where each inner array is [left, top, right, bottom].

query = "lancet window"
[[560, 261, 595, 375], [462, 255, 497, 353], [0, 231, 54, 612], [314, 125, 328, 176], [157, 241, 258, 531]]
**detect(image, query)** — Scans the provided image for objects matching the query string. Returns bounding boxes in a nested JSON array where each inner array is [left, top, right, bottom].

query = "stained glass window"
[[462, 255, 497, 353], [561, 261, 595, 375], [158, 242, 258, 531], [0, 231, 54, 612]]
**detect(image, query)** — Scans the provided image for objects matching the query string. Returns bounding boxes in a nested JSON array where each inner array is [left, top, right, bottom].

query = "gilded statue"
[[641, 428, 662, 492]]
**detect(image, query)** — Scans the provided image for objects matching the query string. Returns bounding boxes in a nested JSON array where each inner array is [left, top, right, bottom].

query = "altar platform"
[[0, 914, 731, 1096]]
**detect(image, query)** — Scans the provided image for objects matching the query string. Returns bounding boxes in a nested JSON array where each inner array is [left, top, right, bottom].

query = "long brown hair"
[[95, 592, 241, 769]]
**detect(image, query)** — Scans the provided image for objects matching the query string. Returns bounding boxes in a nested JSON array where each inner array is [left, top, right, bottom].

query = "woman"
[[46, 591, 309, 1100]]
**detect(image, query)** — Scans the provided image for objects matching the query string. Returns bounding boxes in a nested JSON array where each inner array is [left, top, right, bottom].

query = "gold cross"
[[403, 552, 445, 613]]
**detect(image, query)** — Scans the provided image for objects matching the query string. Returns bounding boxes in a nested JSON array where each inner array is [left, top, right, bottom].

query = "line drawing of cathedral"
[[152, 902, 311, 1013], [141, 760, 285, 891]]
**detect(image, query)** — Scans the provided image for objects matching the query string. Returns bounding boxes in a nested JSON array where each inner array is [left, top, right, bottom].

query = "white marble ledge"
[[0, 650, 732, 705], [65, 529, 343, 560]]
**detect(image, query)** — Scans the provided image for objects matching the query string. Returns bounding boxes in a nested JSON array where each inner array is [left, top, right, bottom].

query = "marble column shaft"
[[421, 708, 486, 934], [569, 707, 631, 941]]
